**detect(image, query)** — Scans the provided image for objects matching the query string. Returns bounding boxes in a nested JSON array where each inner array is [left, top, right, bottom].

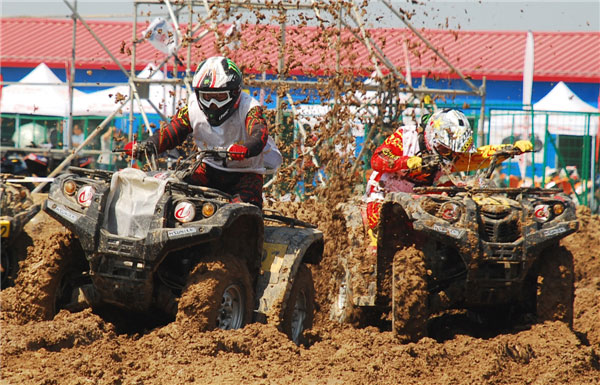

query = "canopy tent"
[[0, 63, 178, 118], [489, 81, 598, 143], [487, 82, 599, 178], [534, 81, 598, 113], [0, 63, 86, 116], [74, 64, 178, 117]]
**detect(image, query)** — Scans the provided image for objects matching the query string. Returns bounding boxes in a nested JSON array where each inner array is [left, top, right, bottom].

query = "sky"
[[1, 0, 599, 32]]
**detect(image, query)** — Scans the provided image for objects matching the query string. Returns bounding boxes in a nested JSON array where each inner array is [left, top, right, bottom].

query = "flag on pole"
[[143, 18, 179, 56], [520, 30, 535, 182], [522, 31, 534, 108]]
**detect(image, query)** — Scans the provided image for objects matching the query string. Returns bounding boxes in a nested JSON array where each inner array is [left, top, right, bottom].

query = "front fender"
[[255, 226, 323, 324]]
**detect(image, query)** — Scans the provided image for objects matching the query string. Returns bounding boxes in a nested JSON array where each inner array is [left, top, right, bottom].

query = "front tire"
[[15, 233, 88, 321], [177, 254, 254, 331], [392, 246, 429, 342], [281, 264, 315, 344], [536, 245, 574, 326]]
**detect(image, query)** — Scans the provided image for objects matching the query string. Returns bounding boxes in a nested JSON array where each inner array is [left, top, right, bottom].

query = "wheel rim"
[[290, 289, 308, 343], [217, 283, 245, 330]]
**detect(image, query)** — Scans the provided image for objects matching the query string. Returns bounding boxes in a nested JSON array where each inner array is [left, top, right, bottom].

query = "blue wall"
[[2, 66, 598, 110]]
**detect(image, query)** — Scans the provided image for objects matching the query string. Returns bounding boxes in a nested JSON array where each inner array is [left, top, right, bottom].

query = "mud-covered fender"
[[378, 192, 421, 249], [254, 225, 323, 324]]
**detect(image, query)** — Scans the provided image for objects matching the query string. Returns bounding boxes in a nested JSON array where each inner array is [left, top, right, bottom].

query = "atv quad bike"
[[331, 146, 578, 342], [0, 176, 41, 288], [38, 144, 323, 344]]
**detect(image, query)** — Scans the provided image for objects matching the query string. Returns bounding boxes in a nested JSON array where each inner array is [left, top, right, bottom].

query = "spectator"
[[71, 124, 84, 147], [97, 126, 116, 170]]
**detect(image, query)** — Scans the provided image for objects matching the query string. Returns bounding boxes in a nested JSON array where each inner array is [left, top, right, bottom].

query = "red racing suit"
[[366, 124, 513, 229]]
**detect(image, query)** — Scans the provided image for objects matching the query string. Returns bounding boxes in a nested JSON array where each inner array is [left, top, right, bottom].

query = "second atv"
[[331, 147, 578, 341]]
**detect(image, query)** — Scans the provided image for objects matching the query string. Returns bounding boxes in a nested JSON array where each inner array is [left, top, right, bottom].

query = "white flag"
[[143, 17, 179, 56]]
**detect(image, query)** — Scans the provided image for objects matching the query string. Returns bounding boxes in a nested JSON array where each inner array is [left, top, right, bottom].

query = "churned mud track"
[[1, 202, 599, 384]]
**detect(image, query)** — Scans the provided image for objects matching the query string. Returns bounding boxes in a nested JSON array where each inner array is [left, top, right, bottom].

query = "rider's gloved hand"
[[406, 156, 423, 171], [123, 141, 138, 158], [514, 140, 533, 154], [227, 144, 249, 161]]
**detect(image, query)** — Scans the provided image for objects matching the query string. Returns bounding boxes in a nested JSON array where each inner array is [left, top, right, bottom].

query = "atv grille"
[[487, 243, 521, 260], [480, 213, 520, 243], [106, 237, 136, 255]]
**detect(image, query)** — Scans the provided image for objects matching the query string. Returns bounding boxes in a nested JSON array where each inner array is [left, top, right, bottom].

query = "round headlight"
[[534, 204, 551, 222], [201, 202, 216, 218], [174, 201, 196, 223], [76, 185, 95, 207], [439, 202, 461, 222], [553, 203, 565, 215], [64, 180, 77, 196]]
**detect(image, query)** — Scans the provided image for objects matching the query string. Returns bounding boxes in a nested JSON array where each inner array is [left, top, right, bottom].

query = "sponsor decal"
[[433, 223, 464, 239], [226, 58, 241, 75], [167, 227, 197, 238], [53, 204, 79, 222], [77, 186, 95, 206], [543, 226, 567, 237]]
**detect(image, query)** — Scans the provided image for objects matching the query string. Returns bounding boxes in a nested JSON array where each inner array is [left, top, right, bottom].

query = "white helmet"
[[424, 109, 474, 156], [192, 56, 242, 126]]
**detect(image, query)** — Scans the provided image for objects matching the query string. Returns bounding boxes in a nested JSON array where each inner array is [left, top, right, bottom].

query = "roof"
[[1, 18, 599, 82]]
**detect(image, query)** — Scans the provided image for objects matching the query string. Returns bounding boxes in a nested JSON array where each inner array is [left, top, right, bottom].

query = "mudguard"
[[255, 225, 323, 324]]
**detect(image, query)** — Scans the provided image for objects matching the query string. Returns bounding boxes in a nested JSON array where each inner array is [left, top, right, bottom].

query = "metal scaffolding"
[[2, 0, 486, 192]]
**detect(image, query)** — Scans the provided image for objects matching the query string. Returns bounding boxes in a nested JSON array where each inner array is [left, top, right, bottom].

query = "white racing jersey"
[[187, 92, 281, 174]]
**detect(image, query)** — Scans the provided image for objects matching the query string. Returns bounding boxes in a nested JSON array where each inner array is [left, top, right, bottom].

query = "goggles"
[[197, 90, 232, 108]]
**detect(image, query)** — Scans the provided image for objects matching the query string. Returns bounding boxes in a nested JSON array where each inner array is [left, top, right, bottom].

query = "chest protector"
[[187, 92, 266, 173]]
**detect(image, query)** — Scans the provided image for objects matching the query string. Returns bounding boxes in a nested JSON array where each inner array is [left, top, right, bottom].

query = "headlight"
[[201, 202, 216, 218], [76, 185, 95, 207], [533, 204, 551, 222], [439, 202, 462, 222], [553, 203, 565, 215], [63, 180, 77, 196], [174, 201, 196, 223]]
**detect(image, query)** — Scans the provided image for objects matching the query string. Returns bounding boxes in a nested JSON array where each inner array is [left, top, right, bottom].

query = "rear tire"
[[536, 245, 574, 326], [177, 254, 254, 331], [392, 246, 429, 342], [281, 264, 315, 344]]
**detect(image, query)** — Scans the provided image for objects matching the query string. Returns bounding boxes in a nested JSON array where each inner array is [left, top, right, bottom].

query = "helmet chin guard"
[[192, 56, 242, 126]]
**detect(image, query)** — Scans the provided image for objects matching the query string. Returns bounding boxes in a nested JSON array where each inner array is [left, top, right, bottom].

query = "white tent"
[[489, 82, 598, 142], [0, 63, 86, 116], [534, 81, 598, 113], [73, 64, 178, 117]]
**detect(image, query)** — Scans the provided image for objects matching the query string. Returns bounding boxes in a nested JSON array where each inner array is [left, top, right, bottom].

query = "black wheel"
[[392, 246, 429, 342], [1, 245, 16, 289], [536, 245, 574, 326], [281, 264, 315, 344], [1, 231, 35, 290], [177, 254, 254, 331]]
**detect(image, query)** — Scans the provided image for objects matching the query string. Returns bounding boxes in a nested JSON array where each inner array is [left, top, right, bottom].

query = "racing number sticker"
[[0, 220, 10, 238]]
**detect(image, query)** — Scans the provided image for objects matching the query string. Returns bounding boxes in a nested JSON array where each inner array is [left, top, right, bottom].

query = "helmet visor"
[[197, 91, 233, 108]]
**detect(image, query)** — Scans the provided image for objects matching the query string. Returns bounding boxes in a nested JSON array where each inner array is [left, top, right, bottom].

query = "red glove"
[[227, 144, 248, 161], [123, 141, 137, 157]]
